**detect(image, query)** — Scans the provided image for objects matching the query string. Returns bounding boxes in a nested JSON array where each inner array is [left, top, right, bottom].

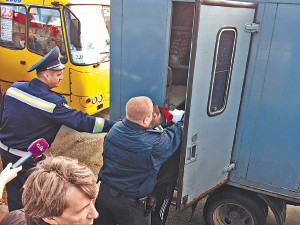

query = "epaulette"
[[146, 129, 163, 134], [17, 80, 29, 83], [49, 89, 64, 97]]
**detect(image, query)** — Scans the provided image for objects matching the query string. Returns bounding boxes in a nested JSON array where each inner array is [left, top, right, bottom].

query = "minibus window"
[[64, 5, 110, 65], [208, 28, 237, 116], [28, 7, 67, 63], [0, 4, 26, 50]]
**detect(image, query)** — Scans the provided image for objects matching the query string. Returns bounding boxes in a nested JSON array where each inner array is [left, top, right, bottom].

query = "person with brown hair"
[[11, 32, 23, 48], [151, 101, 184, 225], [151, 101, 184, 130], [94, 96, 183, 225], [0, 156, 99, 225]]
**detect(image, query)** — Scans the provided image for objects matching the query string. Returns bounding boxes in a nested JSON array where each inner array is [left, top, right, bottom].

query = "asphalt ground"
[[0, 108, 299, 224]]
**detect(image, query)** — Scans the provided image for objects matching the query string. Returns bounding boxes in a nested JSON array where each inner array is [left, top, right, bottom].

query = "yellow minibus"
[[0, 0, 110, 114]]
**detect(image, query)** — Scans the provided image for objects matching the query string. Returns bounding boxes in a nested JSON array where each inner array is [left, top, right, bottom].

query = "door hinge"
[[245, 22, 260, 33], [222, 162, 236, 174], [182, 195, 188, 206]]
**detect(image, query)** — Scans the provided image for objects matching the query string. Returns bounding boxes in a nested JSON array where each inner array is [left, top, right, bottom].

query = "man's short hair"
[[126, 96, 153, 123], [152, 100, 160, 115], [36, 70, 47, 77], [36, 69, 56, 78], [22, 156, 98, 224]]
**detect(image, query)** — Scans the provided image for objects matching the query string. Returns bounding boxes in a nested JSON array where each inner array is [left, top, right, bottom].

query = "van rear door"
[[178, 2, 257, 209]]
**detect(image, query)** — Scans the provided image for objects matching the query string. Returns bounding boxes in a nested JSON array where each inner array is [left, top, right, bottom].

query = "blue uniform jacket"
[[99, 118, 183, 198], [0, 78, 114, 150]]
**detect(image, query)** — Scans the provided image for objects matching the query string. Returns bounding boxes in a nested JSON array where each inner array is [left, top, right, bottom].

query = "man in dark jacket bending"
[[94, 96, 183, 225]]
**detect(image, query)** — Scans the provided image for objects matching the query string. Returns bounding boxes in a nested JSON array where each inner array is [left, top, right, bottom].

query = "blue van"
[[109, 0, 300, 224]]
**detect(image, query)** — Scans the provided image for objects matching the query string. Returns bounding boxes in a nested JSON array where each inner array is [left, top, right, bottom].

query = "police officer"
[[94, 96, 183, 225], [0, 46, 115, 211]]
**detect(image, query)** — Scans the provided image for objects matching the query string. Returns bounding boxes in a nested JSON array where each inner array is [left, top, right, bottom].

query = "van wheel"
[[203, 189, 267, 225]]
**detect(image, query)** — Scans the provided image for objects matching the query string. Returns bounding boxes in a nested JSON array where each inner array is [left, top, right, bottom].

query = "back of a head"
[[12, 32, 20, 40], [152, 100, 160, 115], [126, 96, 153, 124], [22, 156, 97, 224]]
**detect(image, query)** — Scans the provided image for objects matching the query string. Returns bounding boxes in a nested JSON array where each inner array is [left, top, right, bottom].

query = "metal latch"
[[185, 143, 197, 164], [245, 22, 260, 33], [222, 162, 236, 174]]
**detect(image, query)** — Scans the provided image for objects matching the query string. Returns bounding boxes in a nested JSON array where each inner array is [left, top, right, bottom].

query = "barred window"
[[208, 28, 237, 116]]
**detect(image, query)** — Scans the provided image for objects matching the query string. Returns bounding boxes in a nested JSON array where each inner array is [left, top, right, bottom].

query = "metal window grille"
[[208, 28, 237, 116]]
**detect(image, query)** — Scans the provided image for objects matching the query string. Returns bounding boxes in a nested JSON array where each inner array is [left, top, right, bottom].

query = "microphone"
[[12, 138, 49, 169]]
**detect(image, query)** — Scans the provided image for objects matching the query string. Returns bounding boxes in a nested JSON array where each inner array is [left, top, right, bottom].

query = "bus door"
[[178, 2, 256, 208]]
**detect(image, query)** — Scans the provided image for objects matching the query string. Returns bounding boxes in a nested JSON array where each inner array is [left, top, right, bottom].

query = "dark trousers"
[[0, 149, 45, 211], [151, 182, 176, 225], [93, 182, 151, 225]]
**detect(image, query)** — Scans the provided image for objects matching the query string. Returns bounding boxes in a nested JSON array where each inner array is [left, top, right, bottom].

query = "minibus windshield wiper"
[[93, 52, 110, 68]]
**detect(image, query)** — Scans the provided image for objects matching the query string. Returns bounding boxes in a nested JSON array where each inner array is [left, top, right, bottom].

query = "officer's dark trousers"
[[151, 182, 176, 225], [0, 149, 45, 211], [94, 182, 151, 225]]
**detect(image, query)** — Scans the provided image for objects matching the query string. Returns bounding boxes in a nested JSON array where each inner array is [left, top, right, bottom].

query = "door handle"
[[186, 143, 197, 164]]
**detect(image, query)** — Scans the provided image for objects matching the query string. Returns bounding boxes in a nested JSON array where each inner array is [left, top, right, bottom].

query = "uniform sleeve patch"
[[62, 102, 72, 110]]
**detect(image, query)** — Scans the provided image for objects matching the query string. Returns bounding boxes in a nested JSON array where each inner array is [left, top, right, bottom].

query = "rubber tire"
[[203, 188, 267, 225]]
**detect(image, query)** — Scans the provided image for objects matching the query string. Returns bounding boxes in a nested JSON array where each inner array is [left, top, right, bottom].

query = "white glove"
[[170, 109, 185, 123]]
